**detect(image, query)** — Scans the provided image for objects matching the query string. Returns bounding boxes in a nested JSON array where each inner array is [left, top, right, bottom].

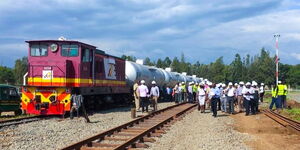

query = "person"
[[236, 82, 244, 112], [206, 82, 212, 110], [133, 82, 140, 111], [178, 83, 182, 103], [70, 94, 90, 122], [193, 83, 198, 103], [220, 84, 227, 113], [259, 83, 265, 103], [210, 83, 221, 117], [181, 82, 187, 102], [226, 82, 236, 114], [269, 84, 279, 111], [166, 86, 172, 102], [188, 82, 194, 103], [217, 84, 222, 110], [137, 80, 149, 113], [242, 82, 253, 116], [252, 82, 259, 114], [277, 81, 288, 109], [198, 82, 206, 113], [70, 94, 82, 119], [150, 81, 160, 111], [173, 83, 180, 103]]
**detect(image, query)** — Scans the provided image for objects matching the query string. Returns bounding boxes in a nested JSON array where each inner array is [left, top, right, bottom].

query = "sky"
[[0, 0, 300, 67]]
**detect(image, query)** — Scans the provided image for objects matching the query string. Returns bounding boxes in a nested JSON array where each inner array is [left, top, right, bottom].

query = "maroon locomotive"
[[21, 39, 130, 115]]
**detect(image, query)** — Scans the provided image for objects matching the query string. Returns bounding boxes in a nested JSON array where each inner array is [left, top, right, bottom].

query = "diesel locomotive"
[[21, 39, 202, 115]]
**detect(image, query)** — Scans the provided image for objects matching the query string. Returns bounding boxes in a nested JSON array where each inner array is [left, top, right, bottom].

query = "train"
[[21, 39, 202, 115], [0, 84, 22, 116]]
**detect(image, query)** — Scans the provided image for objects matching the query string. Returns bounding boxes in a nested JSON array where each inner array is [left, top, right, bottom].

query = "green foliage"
[[0, 66, 15, 84], [14, 57, 28, 85], [284, 108, 300, 121], [123, 47, 299, 86]]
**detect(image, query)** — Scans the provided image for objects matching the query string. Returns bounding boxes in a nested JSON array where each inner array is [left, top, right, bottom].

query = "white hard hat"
[[204, 79, 208, 81], [228, 82, 233, 86], [208, 82, 212, 86], [261, 83, 264, 86], [151, 81, 156, 84], [278, 81, 282, 84], [252, 82, 257, 86], [140, 80, 145, 84], [182, 82, 185, 84], [222, 84, 226, 87], [234, 83, 238, 86], [179, 83, 182, 86], [239, 81, 244, 85], [246, 82, 251, 86]]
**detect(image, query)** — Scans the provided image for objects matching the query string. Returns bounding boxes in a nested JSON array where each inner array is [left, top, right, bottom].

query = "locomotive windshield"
[[30, 44, 48, 56], [61, 44, 78, 57]]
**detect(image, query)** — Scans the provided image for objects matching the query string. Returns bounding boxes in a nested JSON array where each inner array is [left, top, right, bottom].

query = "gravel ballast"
[[0, 102, 174, 150], [147, 110, 253, 150]]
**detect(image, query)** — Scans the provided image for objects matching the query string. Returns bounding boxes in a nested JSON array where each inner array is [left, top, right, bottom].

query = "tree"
[[14, 57, 28, 85], [156, 59, 163, 68], [0, 66, 15, 84]]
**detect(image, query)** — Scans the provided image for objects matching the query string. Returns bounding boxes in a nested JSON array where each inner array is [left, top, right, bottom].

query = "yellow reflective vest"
[[277, 84, 284, 96], [181, 85, 186, 92], [193, 85, 198, 92], [283, 85, 288, 96], [271, 87, 277, 98]]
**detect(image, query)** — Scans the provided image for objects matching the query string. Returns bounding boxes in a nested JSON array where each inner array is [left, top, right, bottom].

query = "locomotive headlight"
[[50, 43, 58, 52]]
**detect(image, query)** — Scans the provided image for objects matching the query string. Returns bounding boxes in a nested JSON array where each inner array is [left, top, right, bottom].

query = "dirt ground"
[[231, 112, 300, 150]]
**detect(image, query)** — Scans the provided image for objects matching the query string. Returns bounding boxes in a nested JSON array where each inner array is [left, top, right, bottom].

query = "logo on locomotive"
[[104, 58, 116, 79]]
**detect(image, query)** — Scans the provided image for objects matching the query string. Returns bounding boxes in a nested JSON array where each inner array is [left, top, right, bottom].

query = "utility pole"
[[274, 33, 280, 86]]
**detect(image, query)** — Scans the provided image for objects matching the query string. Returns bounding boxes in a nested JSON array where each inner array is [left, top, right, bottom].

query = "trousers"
[[227, 96, 235, 114], [211, 97, 219, 117], [140, 97, 149, 112], [244, 98, 251, 115]]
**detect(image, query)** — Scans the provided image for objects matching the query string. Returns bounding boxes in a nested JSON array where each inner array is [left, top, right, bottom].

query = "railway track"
[[263, 109, 300, 132], [62, 102, 197, 150], [0, 115, 46, 128]]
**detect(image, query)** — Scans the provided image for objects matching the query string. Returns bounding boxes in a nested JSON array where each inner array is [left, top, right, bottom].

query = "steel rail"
[[263, 109, 300, 131], [62, 102, 197, 150], [0, 115, 44, 128]]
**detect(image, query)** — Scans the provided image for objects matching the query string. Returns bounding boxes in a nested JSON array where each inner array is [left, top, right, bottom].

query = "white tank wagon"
[[125, 61, 165, 87]]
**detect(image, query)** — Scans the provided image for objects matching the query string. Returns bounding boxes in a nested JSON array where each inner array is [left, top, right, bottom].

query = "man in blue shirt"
[[209, 83, 221, 117]]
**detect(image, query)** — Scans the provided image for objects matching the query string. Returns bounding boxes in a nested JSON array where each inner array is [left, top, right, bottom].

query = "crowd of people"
[[133, 79, 288, 117], [172, 80, 266, 117]]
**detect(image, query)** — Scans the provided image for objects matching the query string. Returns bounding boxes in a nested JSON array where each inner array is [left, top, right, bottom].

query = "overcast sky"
[[0, 0, 300, 67]]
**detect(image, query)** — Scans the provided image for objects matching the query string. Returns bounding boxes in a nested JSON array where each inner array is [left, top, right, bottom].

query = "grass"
[[283, 108, 300, 121], [263, 91, 300, 121]]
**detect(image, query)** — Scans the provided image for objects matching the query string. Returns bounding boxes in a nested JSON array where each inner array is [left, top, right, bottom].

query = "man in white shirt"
[[226, 82, 236, 114], [220, 84, 227, 113], [242, 82, 254, 116], [150, 81, 160, 111], [138, 80, 149, 113]]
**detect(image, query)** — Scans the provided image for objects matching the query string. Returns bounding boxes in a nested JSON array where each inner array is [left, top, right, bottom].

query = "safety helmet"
[[140, 80, 145, 84], [151, 81, 156, 84]]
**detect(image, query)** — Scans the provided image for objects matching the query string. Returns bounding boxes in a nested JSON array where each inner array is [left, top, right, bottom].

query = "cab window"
[[30, 44, 48, 56], [82, 49, 92, 62], [61, 45, 79, 57], [9, 88, 18, 97]]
